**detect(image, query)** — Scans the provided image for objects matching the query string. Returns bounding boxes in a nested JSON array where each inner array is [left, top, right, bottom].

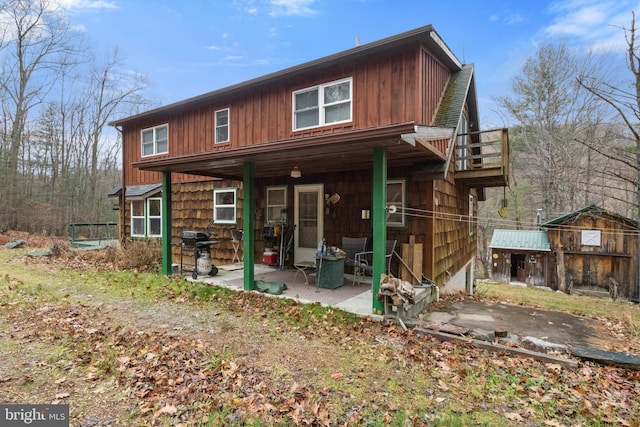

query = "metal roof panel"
[[489, 229, 551, 251]]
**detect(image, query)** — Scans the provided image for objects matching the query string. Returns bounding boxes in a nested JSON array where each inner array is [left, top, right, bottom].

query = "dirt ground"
[[2, 232, 640, 426]]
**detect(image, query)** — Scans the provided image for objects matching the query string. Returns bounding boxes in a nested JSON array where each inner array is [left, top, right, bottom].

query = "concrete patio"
[[191, 263, 382, 319]]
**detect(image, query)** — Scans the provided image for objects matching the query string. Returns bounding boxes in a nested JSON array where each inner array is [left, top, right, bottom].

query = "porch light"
[[290, 166, 301, 178]]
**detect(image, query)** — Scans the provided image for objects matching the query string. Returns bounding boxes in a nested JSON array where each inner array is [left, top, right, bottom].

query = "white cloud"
[[52, 0, 117, 12], [543, 0, 639, 51], [269, 0, 318, 17], [504, 13, 525, 25]]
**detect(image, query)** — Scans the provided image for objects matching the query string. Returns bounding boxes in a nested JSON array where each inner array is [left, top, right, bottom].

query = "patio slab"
[[195, 264, 382, 319]]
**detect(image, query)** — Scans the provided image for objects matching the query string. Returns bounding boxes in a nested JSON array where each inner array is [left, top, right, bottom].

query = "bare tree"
[[0, 0, 81, 229], [499, 41, 614, 218], [577, 12, 640, 302]]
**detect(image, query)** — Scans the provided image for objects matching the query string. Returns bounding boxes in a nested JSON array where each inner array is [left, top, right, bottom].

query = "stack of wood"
[[377, 274, 415, 307]]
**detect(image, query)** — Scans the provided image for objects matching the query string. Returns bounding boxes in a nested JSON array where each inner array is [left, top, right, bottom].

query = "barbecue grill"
[[180, 227, 219, 279]]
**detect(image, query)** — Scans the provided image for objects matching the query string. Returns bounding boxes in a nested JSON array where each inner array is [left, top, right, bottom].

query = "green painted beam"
[[371, 148, 387, 314], [243, 162, 255, 290], [161, 171, 173, 275]]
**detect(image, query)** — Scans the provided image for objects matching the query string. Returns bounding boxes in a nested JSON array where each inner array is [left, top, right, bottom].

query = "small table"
[[316, 255, 345, 289], [293, 261, 316, 285]]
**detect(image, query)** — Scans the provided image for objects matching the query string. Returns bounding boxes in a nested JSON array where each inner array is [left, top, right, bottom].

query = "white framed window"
[[214, 188, 237, 224], [293, 77, 352, 131], [215, 108, 229, 143], [130, 198, 163, 238], [147, 198, 162, 237], [141, 124, 168, 157], [266, 186, 287, 224], [131, 200, 146, 237], [468, 194, 474, 236], [457, 114, 469, 171], [386, 179, 406, 227]]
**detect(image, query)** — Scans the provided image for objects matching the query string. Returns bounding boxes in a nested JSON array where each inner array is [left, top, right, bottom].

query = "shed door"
[[294, 184, 324, 263]]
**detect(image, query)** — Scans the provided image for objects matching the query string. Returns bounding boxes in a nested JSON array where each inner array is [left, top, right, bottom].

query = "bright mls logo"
[[1, 405, 69, 426]]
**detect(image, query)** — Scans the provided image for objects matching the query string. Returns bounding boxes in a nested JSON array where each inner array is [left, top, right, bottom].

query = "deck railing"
[[454, 128, 509, 188]]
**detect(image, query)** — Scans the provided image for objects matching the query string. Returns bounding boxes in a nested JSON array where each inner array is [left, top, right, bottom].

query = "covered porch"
[[191, 262, 438, 321], [199, 263, 378, 317], [138, 122, 451, 315]]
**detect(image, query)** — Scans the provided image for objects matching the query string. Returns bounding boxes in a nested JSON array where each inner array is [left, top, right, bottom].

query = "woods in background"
[[0, 0, 149, 234]]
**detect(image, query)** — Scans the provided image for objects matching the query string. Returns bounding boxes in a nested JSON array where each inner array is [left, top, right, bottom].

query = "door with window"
[[294, 184, 323, 263]]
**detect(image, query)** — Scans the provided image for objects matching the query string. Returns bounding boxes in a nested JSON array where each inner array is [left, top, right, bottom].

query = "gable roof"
[[110, 25, 461, 127], [542, 205, 639, 229], [433, 64, 475, 129], [489, 229, 551, 251]]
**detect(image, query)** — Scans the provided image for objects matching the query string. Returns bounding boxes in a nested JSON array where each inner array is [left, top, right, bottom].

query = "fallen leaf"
[[504, 412, 524, 422], [156, 404, 177, 416], [330, 372, 344, 380]]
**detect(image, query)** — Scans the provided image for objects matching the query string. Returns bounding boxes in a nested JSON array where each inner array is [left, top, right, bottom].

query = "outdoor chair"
[[230, 228, 243, 263], [352, 239, 397, 286], [341, 236, 368, 285]]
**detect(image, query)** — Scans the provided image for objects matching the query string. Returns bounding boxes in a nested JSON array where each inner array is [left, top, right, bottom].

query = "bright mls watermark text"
[[1, 405, 69, 426]]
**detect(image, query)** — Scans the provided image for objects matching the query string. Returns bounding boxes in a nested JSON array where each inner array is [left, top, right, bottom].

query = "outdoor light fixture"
[[290, 166, 301, 178]]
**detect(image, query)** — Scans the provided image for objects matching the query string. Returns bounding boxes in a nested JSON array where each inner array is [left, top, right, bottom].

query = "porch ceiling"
[[133, 122, 452, 180]]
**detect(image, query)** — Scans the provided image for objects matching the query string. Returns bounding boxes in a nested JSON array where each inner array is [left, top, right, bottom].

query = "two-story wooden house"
[[109, 24, 509, 313]]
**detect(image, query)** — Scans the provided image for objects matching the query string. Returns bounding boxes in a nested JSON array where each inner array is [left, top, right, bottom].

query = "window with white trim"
[[215, 108, 229, 143], [141, 124, 168, 156], [214, 188, 237, 224], [293, 78, 352, 131], [130, 198, 163, 238], [131, 200, 146, 237], [266, 186, 287, 224], [457, 114, 469, 171], [386, 179, 406, 227], [147, 198, 162, 237], [468, 194, 474, 236]]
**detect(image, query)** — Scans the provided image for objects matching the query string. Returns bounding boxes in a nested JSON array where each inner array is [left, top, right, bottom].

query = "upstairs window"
[[141, 124, 168, 157], [215, 108, 229, 143], [214, 188, 237, 224], [293, 78, 352, 131], [457, 114, 469, 171]]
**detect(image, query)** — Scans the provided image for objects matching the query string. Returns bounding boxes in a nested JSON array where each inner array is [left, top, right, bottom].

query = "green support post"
[[243, 162, 255, 291], [161, 171, 173, 275], [371, 148, 387, 314]]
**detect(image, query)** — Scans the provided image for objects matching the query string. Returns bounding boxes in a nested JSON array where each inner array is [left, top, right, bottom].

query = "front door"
[[294, 184, 324, 263]]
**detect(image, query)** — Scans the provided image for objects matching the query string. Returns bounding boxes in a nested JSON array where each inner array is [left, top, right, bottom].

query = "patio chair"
[[342, 236, 367, 285], [352, 239, 397, 286]]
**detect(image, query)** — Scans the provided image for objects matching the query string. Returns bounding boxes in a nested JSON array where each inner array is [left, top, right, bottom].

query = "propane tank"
[[197, 252, 212, 275]]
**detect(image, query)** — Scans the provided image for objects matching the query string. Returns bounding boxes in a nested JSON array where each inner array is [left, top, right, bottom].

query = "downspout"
[[161, 172, 172, 275], [114, 125, 126, 243]]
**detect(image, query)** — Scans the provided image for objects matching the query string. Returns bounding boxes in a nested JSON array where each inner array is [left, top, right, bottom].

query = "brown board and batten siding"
[[544, 205, 639, 301], [121, 44, 451, 189]]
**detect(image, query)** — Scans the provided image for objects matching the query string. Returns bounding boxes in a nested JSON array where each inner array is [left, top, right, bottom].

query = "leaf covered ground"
[[1, 234, 639, 426]]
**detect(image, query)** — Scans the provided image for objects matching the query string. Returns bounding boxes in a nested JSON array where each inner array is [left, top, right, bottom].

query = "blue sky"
[[59, 0, 640, 128]]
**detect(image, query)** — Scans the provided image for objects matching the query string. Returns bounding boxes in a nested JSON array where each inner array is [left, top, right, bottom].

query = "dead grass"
[[1, 235, 640, 425], [478, 280, 640, 341]]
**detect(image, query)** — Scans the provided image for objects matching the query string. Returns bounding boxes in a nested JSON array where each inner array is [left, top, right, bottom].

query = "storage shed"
[[489, 229, 550, 286], [542, 205, 639, 302]]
